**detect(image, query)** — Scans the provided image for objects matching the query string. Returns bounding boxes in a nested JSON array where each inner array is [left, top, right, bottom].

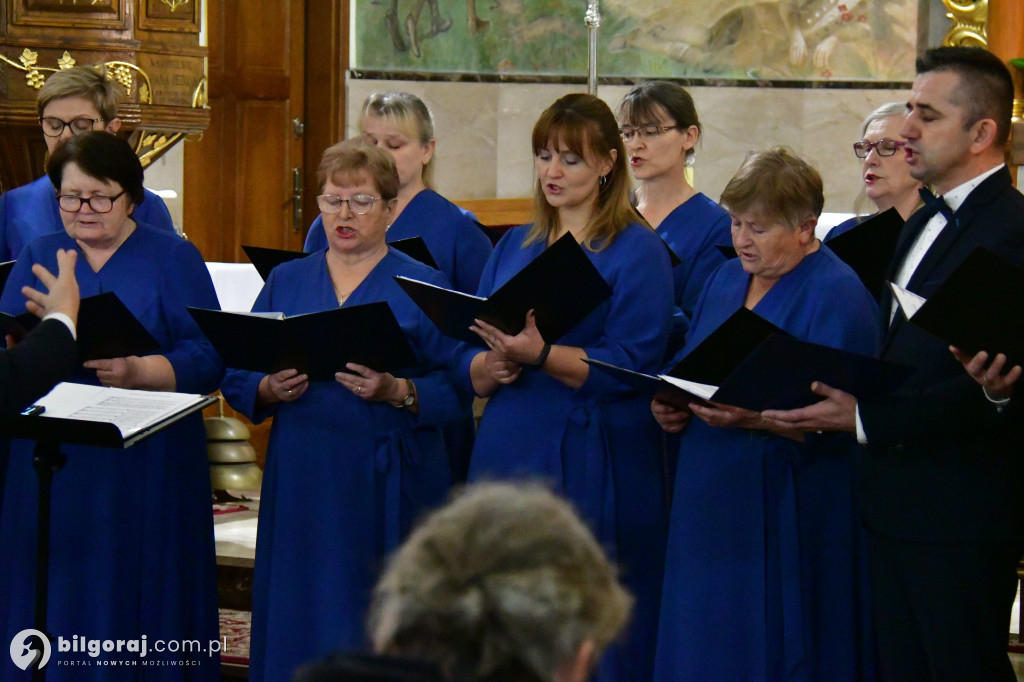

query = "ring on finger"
[[357, 386, 363, 394]]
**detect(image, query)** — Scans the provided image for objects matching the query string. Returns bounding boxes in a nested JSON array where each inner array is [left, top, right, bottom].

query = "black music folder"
[[825, 207, 904, 300], [242, 245, 308, 281], [0, 382, 217, 448], [395, 232, 613, 346], [890, 246, 1024, 367], [0, 291, 158, 362], [0, 260, 14, 297], [188, 302, 418, 380], [389, 237, 439, 270]]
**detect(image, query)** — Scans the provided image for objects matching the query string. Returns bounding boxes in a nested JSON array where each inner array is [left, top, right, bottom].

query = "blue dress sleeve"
[[0, 246, 40, 315], [0, 192, 12, 262], [577, 228, 674, 398], [135, 189, 177, 236], [303, 215, 327, 253], [220, 274, 278, 423], [159, 239, 226, 394]]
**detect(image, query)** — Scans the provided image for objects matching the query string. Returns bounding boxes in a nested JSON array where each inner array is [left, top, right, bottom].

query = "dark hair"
[[916, 47, 1014, 146], [719, 147, 823, 228], [46, 131, 145, 206], [617, 81, 702, 164], [317, 137, 400, 202], [527, 93, 640, 251]]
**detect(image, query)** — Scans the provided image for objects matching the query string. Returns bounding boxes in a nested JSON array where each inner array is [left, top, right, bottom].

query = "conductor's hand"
[[258, 368, 309, 404], [22, 249, 80, 323], [651, 398, 691, 433]]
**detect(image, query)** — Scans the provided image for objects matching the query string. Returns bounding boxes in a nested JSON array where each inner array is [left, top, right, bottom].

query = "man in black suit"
[[763, 47, 1024, 681], [2, 248, 80, 414]]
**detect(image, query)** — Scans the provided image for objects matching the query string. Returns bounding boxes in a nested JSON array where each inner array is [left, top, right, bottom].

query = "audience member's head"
[[369, 482, 632, 682]]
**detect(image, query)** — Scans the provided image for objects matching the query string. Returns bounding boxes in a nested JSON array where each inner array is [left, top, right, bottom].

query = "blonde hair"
[[37, 65, 121, 121], [370, 482, 633, 682], [359, 91, 436, 189], [526, 93, 642, 252]]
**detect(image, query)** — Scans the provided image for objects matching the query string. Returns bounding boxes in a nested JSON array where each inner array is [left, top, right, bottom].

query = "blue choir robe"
[[220, 249, 470, 682], [653, 246, 880, 682], [458, 223, 674, 682], [306, 189, 490, 483], [0, 175, 177, 262], [304, 189, 492, 294], [0, 226, 225, 681], [654, 191, 731, 343], [824, 213, 870, 242]]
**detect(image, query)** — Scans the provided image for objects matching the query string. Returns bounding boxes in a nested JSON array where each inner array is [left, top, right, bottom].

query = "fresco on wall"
[[356, 0, 920, 81]]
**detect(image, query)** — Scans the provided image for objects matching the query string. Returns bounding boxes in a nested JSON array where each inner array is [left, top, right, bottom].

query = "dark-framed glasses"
[[40, 116, 104, 138], [316, 193, 380, 215], [853, 139, 906, 158], [618, 124, 678, 142], [57, 191, 126, 214]]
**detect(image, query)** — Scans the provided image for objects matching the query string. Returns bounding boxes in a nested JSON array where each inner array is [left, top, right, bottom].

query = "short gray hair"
[[860, 102, 906, 138], [369, 483, 632, 682]]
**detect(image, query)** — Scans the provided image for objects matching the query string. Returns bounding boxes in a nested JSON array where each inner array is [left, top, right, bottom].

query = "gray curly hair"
[[369, 483, 632, 682]]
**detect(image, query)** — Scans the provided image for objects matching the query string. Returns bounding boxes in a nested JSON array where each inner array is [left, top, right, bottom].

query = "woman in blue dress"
[[457, 93, 674, 682], [221, 139, 470, 682], [303, 91, 492, 294], [617, 81, 731, 345], [0, 132, 223, 680], [304, 92, 490, 483], [825, 102, 923, 241], [652, 149, 880, 682]]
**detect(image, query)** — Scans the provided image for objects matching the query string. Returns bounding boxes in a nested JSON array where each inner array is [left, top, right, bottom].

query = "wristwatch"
[[391, 377, 417, 409]]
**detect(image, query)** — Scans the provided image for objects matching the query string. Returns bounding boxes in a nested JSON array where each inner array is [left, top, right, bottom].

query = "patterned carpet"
[[219, 608, 251, 665]]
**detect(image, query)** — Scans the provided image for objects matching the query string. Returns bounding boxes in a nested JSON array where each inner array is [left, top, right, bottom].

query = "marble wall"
[[347, 79, 910, 215]]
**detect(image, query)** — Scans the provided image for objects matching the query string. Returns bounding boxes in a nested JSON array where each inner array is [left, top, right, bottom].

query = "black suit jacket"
[[0, 317, 77, 415], [859, 166, 1024, 543]]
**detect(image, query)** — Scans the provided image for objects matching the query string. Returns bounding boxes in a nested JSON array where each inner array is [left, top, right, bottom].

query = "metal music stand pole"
[[586, 0, 601, 95], [32, 440, 66, 682]]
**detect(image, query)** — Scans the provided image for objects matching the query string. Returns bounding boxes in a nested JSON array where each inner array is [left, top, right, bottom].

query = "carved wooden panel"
[[139, 0, 199, 33], [13, 0, 129, 30]]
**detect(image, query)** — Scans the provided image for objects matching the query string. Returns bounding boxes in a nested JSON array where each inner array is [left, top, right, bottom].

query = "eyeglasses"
[[618, 124, 678, 142], [40, 116, 104, 138], [57, 191, 126, 214], [316, 194, 380, 215], [853, 139, 906, 158]]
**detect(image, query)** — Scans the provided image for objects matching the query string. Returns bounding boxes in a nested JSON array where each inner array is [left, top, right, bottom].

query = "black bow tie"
[[919, 187, 955, 222]]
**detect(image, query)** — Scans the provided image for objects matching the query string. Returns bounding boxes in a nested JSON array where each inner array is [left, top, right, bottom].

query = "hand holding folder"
[[189, 302, 418, 380], [889, 246, 1024, 368], [395, 232, 612, 346]]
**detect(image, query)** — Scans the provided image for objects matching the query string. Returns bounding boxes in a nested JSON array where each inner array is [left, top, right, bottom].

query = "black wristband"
[[531, 343, 551, 368]]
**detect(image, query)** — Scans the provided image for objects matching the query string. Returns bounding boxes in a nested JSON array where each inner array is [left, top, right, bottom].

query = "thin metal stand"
[[31, 441, 66, 682]]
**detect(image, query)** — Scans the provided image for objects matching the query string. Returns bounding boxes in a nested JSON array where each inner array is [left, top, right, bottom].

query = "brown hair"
[[37, 65, 122, 121], [719, 147, 823, 228], [370, 482, 632, 682], [359, 91, 437, 189], [317, 137, 400, 201], [526, 93, 642, 252]]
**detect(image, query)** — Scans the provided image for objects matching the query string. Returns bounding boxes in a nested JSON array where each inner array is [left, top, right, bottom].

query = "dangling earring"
[[599, 173, 609, 189]]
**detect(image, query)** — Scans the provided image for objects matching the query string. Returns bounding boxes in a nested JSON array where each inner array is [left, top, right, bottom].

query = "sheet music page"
[[660, 375, 718, 401], [33, 383, 206, 438], [888, 282, 926, 319]]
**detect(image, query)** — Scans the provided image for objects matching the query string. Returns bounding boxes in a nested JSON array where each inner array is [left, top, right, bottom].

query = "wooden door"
[[183, 0, 306, 262]]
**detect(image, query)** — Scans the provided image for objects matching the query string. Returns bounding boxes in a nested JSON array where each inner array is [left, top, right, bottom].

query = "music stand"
[[2, 393, 216, 681]]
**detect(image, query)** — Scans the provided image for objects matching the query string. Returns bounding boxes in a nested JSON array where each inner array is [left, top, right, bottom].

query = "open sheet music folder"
[[395, 232, 612, 346], [0, 291, 158, 362], [587, 308, 911, 412], [189, 302, 418, 380], [890, 246, 1024, 367], [0, 383, 216, 448]]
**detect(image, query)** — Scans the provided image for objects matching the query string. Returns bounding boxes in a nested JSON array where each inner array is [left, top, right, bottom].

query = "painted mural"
[[356, 0, 920, 81]]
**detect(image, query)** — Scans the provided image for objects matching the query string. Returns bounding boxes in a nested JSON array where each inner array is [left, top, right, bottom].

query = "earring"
[[599, 174, 609, 189]]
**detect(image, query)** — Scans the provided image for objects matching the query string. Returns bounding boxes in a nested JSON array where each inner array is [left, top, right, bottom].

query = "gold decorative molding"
[[941, 0, 988, 47], [134, 77, 206, 167], [0, 49, 152, 102], [160, 0, 191, 11]]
